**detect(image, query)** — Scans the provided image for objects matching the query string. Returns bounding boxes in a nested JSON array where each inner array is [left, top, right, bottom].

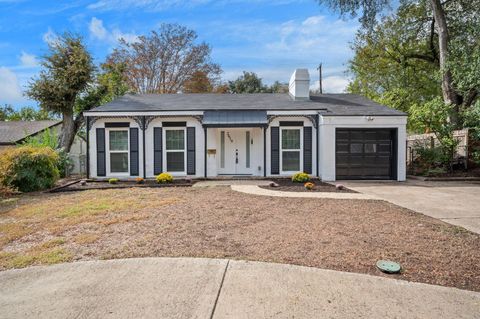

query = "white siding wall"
[[266, 116, 317, 177], [206, 127, 217, 177], [145, 117, 204, 178], [87, 113, 407, 181], [89, 118, 143, 179], [318, 115, 407, 181]]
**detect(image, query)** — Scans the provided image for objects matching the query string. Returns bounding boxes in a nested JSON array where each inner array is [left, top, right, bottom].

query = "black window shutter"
[[130, 128, 139, 176], [271, 127, 279, 174], [303, 126, 312, 174], [186, 127, 196, 175], [153, 127, 163, 175], [96, 128, 106, 176]]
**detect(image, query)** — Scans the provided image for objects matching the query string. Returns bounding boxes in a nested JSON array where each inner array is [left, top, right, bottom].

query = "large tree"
[[347, 1, 442, 127], [0, 105, 54, 121], [108, 23, 221, 94], [318, 0, 480, 127], [26, 34, 95, 152], [228, 71, 268, 93], [75, 61, 130, 114]]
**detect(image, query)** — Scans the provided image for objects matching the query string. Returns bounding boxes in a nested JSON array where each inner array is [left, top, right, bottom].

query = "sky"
[[0, 0, 361, 109]]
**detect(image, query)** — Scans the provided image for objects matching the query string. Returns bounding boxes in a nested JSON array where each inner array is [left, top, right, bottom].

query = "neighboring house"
[[0, 120, 61, 150], [84, 69, 407, 181], [0, 120, 86, 175]]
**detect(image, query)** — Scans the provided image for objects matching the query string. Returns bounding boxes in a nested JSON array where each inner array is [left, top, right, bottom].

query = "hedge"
[[0, 146, 60, 192]]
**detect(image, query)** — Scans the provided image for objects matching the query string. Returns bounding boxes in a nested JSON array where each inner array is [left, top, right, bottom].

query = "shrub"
[[0, 146, 59, 192], [292, 172, 310, 183], [304, 182, 315, 190], [471, 150, 480, 166], [108, 178, 119, 184], [412, 144, 452, 174], [135, 177, 145, 184], [156, 172, 173, 184], [21, 128, 73, 177], [55, 149, 74, 178]]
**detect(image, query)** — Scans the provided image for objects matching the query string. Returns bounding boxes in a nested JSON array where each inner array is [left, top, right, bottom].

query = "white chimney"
[[289, 68, 310, 101]]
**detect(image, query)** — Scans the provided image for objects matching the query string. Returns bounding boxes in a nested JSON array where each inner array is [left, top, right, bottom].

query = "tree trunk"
[[430, 0, 461, 125], [59, 111, 76, 153]]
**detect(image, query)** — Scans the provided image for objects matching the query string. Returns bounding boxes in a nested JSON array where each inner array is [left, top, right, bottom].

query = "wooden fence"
[[407, 129, 471, 169]]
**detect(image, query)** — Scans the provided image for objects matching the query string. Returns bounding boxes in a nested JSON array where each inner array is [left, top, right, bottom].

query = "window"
[[281, 128, 301, 172], [165, 129, 185, 172], [109, 130, 128, 173], [350, 143, 363, 153], [365, 143, 377, 153], [220, 131, 225, 168], [246, 131, 250, 168]]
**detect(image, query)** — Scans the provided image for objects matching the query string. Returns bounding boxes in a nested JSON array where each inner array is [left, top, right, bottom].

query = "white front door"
[[218, 129, 252, 175]]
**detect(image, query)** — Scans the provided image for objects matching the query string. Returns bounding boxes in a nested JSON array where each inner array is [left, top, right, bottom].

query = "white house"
[[83, 69, 407, 181]]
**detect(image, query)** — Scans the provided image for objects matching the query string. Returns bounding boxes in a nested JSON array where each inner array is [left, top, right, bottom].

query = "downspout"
[[204, 127, 207, 178], [86, 116, 90, 179], [142, 116, 146, 179], [316, 113, 320, 179], [263, 126, 267, 177]]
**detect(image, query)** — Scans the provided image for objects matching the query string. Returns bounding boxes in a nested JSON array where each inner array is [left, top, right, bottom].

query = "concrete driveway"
[[1, 258, 479, 319], [342, 179, 480, 234]]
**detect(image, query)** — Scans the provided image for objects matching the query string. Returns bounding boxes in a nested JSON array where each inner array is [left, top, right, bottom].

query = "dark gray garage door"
[[336, 128, 397, 180]]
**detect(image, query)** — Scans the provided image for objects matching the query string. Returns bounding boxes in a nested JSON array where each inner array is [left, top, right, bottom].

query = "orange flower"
[[304, 182, 315, 190]]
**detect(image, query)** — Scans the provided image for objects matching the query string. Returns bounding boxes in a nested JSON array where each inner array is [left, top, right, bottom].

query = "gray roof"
[[87, 93, 406, 116], [0, 120, 61, 144], [203, 110, 267, 127]]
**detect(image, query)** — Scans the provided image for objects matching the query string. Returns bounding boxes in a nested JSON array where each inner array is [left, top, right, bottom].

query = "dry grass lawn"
[[1, 187, 479, 292]]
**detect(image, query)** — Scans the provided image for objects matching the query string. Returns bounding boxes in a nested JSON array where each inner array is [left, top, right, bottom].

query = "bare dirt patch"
[[0, 187, 479, 292], [53, 179, 193, 192]]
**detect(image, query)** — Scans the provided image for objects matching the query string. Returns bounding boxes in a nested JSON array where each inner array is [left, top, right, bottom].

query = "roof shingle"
[[0, 120, 61, 144], [86, 93, 406, 116]]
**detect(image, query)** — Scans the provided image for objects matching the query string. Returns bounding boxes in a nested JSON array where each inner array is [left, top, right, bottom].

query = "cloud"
[[88, 0, 206, 11], [310, 76, 350, 93], [89, 17, 108, 40], [89, 17, 138, 44], [20, 51, 38, 68], [0, 67, 23, 103], [42, 27, 57, 44], [264, 15, 358, 57], [88, 0, 302, 11], [223, 67, 350, 93], [209, 14, 357, 90]]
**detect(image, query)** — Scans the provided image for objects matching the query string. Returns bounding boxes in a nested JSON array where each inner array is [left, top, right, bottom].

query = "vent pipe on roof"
[[289, 69, 310, 101]]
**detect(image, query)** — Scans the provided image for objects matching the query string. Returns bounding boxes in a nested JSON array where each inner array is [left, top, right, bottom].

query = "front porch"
[[205, 127, 266, 177]]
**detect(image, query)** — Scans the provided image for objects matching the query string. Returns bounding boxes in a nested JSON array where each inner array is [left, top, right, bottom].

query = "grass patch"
[[0, 189, 179, 247], [0, 222, 33, 246], [0, 237, 72, 269], [1, 197, 19, 205], [74, 233, 100, 244]]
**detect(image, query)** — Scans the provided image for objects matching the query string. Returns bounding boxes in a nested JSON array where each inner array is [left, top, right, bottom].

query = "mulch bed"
[[2, 187, 479, 292], [259, 178, 356, 193], [49, 179, 195, 192]]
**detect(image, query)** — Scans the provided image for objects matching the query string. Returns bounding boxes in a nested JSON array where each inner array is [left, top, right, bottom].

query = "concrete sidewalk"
[[1, 258, 479, 319]]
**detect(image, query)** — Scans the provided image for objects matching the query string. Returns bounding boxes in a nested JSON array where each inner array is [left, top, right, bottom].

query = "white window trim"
[[280, 127, 303, 174], [163, 127, 187, 176], [106, 128, 130, 176]]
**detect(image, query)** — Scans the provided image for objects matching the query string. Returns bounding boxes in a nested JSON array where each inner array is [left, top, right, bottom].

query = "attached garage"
[[335, 128, 397, 180]]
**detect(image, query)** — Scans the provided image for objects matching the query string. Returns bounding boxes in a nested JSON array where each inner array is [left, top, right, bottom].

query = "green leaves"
[[26, 33, 95, 115], [227, 72, 287, 93]]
